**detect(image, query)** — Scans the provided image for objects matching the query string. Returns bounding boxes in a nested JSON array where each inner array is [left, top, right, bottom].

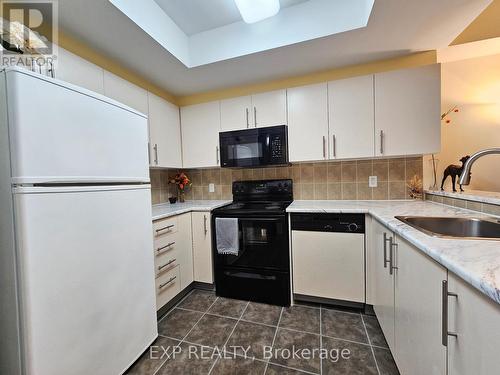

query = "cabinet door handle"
[[159, 276, 177, 290], [246, 108, 249, 128], [153, 143, 158, 165], [332, 134, 336, 157], [322, 136, 326, 158], [441, 280, 458, 346], [383, 232, 391, 268], [155, 224, 174, 234], [254, 107, 257, 127], [216, 146, 219, 165], [148, 142, 151, 165], [204, 215, 208, 236], [158, 258, 176, 271], [388, 237, 398, 275], [156, 241, 175, 253], [48, 60, 55, 78], [379, 130, 384, 155]]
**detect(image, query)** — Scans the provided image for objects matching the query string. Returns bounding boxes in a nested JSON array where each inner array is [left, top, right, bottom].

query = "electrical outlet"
[[208, 183, 215, 193], [369, 176, 378, 188]]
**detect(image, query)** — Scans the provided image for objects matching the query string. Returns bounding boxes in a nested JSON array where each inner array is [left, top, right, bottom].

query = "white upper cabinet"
[[221, 90, 287, 130], [287, 83, 329, 162], [220, 95, 252, 131], [375, 64, 441, 157], [56, 48, 104, 94], [148, 93, 182, 168], [251, 89, 287, 128], [103, 71, 149, 115], [328, 75, 375, 159], [181, 101, 221, 168]]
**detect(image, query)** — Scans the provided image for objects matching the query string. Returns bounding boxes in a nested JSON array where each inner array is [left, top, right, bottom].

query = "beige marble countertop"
[[288, 200, 500, 305], [152, 200, 231, 221]]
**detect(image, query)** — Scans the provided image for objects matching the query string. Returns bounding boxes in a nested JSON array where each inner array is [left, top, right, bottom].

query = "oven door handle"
[[223, 271, 277, 281], [236, 217, 285, 222]]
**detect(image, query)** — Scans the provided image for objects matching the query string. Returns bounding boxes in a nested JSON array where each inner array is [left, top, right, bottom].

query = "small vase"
[[178, 190, 185, 203]]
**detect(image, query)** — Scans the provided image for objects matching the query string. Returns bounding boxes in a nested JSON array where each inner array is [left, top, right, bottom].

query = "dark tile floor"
[[127, 289, 399, 375]]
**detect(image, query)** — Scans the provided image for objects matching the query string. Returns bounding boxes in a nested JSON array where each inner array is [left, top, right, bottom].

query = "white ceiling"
[[153, 0, 308, 36], [58, 0, 492, 96], [109, 0, 374, 67]]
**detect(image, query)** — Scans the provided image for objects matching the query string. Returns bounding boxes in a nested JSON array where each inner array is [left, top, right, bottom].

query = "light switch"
[[369, 176, 378, 188], [208, 183, 215, 193]]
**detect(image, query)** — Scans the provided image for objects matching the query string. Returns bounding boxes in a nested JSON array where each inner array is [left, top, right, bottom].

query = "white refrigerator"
[[0, 67, 158, 375]]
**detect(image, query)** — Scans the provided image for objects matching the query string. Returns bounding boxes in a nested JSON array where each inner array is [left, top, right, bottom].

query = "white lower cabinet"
[[191, 212, 213, 284], [152, 213, 193, 311], [292, 230, 364, 303], [372, 220, 446, 373], [155, 265, 181, 310], [393, 235, 447, 375], [371, 219, 396, 351], [177, 213, 194, 289], [447, 272, 500, 375], [371, 219, 500, 375]]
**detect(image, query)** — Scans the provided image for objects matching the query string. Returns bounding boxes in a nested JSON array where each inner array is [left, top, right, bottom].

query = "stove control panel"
[[291, 213, 365, 234], [232, 179, 293, 200]]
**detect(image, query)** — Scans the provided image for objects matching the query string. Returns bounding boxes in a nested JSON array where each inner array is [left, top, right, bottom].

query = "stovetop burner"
[[214, 179, 293, 216]]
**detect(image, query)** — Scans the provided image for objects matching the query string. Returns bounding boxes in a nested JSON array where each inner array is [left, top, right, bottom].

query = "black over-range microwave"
[[219, 125, 289, 168]]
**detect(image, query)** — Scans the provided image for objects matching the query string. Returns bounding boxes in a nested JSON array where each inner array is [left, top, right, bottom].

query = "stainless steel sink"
[[395, 216, 500, 240]]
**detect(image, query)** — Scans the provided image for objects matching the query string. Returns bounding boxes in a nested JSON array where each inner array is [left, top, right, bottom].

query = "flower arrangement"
[[441, 106, 459, 124], [428, 106, 459, 190], [408, 175, 423, 200], [169, 172, 191, 202]]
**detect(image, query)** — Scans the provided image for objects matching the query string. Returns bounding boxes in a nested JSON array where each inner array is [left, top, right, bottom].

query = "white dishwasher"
[[291, 213, 365, 306]]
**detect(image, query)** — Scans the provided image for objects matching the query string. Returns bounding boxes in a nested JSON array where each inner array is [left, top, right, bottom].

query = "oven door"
[[219, 126, 288, 168], [213, 215, 289, 271]]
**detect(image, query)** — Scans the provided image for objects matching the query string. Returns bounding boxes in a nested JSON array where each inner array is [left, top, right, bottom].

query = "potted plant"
[[169, 172, 191, 203], [408, 175, 423, 200]]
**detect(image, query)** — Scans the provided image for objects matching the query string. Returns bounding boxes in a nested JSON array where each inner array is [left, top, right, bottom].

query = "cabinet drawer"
[[153, 216, 178, 238], [155, 250, 179, 278], [153, 231, 179, 255], [155, 265, 180, 310]]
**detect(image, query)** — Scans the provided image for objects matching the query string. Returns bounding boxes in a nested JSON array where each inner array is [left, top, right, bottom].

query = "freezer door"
[[14, 186, 157, 375], [5, 68, 149, 184]]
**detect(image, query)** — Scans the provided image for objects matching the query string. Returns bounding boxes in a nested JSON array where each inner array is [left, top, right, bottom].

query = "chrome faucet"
[[459, 148, 500, 185]]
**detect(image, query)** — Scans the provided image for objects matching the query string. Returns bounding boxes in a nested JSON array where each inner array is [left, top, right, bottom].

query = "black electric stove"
[[212, 179, 293, 306]]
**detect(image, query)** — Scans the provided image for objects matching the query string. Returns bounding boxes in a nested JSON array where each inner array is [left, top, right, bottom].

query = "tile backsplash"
[[150, 156, 423, 204], [425, 192, 500, 216]]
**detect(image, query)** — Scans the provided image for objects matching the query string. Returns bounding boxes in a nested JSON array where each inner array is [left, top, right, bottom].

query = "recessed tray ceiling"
[[109, 0, 375, 67]]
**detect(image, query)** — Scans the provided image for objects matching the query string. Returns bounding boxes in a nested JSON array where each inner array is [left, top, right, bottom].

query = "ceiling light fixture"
[[234, 0, 280, 24]]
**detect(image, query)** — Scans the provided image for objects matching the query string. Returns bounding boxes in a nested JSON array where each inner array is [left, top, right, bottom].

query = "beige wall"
[[425, 53, 500, 192], [151, 157, 423, 204]]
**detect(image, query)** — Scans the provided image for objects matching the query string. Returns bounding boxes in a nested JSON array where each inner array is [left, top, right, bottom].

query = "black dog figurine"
[[441, 156, 470, 192]]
